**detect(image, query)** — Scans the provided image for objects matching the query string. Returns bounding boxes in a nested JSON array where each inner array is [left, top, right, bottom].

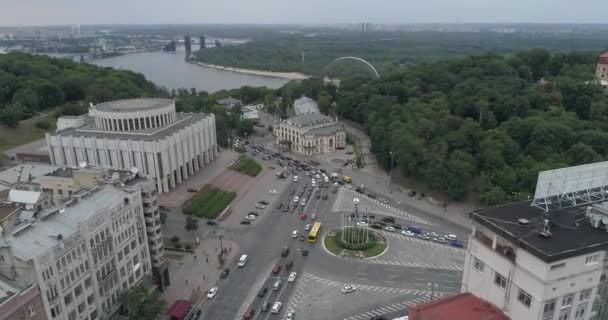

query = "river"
[[90, 47, 289, 92]]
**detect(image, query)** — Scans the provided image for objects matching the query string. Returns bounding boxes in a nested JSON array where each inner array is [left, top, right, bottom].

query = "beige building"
[[596, 52, 608, 90], [274, 113, 346, 155]]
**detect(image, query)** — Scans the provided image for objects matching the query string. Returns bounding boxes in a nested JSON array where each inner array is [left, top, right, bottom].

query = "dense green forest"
[[194, 31, 608, 76], [330, 49, 608, 204], [0, 52, 163, 126]]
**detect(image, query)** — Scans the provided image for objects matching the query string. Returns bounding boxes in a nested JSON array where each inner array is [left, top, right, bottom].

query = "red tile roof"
[[600, 52, 608, 58], [408, 293, 510, 320]]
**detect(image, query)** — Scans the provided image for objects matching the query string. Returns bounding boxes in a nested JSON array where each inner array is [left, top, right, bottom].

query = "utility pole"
[[389, 151, 396, 193]]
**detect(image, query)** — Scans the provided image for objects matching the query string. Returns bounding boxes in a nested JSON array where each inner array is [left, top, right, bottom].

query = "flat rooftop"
[[0, 163, 59, 188], [1, 185, 129, 261], [94, 98, 173, 113], [409, 292, 510, 320], [52, 112, 211, 140], [471, 201, 608, 263]]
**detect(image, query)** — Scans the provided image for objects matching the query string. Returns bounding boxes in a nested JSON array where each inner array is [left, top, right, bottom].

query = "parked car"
[[206, 287, 218, 299], [302, 250, 309, 256], [245, 215, 256, 221], [407, 225, 422, 234], [433, 237, 447, 243], [220, 268, 230, 279], [370, 223, 383, 230], [304, 224, 311, 231], [341, 285, 356, 294], [357, 221, 369, 227], [271, 302, 282, 314], [269, 189, 278, 194], [248, 211, 259, 216], [401, 230, 416, 237], [258, 287, 268, 297], [391, 223, 402, 230], [367, 193, 377, 199], [285, 261, 294, 270], [381, 217, 395, 223], [240, 220, 251, 225], [285, 311, 295, 320], [322, 194, 328, 200], [384, 226, 396, 232], [243, 309, 255, 320], [288, 272, 297, 282], [419, 233, 431, 240], [261, 302, 271, 312], [446, 234, 457, 241], [408, 190, 416, 197], [281, 248, 290, 257], [299, 235, 305, 241], [206, 220, 217, 225], [276, 203, 283, 209], [272, 264, 282, 275], [291, 230, 298, 238], [450, 240, 464, 248]]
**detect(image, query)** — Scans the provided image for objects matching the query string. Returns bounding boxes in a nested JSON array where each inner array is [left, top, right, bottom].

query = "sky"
[[2, 0, 608, 26]]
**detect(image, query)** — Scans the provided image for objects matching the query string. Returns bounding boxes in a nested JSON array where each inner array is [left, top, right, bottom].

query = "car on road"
[[357, 221, 369, 227], [419, 233, 431, 240], [300, 199, 306, 206], [259, 200, 269, 205], [293, 175, 298, 182], [323, 194, 328, 200], [240, 220, 251, 225], [291, 230, 298, 238], [407, 225, 422, 234], [261, 302, 271, 313], [433, 237, 447, 243], [206, 287, 218, 299], [391, 223, 402, 229], [285, 261, 294, 270], [272, 264, 282, 275], [408, 190, 416, 197], [401, 230, 416, 237], [302, 250, 309, 256], [311, 213, 317, 220], [193, 310, 202, 320], [305, 171, 310, 176], [381, 217, 396, 223], [429, 232, 439, 237], [248, 211, 259, 216], [255, 204, 266, 209], [243, 309, 255, 320], [293, 196, 299, 203], [220, 268, 230, 279], [370, 223, 382, 229], [304, 224, 311, 231], [300, 213, 307, 220], [285, 311, 295, 320], [273, 280, 283, 291], [450, 240, 464, 248], [245, 215, 256, 221], [446, 234, 457, 241], [271, 302, 282, 314], [384, 226, 396, 232], [257, 287, 268, 297], [269, 189, 278, 194], [288, 272, 297, 282], [281, 248, 290, 257], [299, 235, 305, 241], [316, 193, 321, 199], [341, 285, 356, 294], [206, 220, 217, 225]]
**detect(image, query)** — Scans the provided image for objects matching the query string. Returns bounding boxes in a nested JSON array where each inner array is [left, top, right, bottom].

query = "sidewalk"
[[161, 238, 240, 309]]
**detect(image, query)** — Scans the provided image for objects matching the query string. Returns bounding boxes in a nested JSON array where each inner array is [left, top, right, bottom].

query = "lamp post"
[[428, 283, 439, 301], [389, 151, 396, 193]]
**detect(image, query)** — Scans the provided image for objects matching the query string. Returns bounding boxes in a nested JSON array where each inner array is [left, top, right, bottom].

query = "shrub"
[[185, 243, 192, 250], [175, 242, 182, 249], [34, 120, 51, 130], [171, 235, 180, 243], [335, 228, 377, 251]]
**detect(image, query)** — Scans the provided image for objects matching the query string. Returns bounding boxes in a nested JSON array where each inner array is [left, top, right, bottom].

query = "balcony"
[[474, 229, 516, 263]]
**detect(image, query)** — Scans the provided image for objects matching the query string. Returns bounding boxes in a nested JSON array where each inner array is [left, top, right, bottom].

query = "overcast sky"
[[2, 0, 607, 26]]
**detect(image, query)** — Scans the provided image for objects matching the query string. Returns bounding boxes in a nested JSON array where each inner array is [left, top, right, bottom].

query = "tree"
[[0, 104, 26, 127], [122, 285, 163, 320], [184, 217, 199, 236], [11, 87, 39, 112], [237, 119, 254, 137], [318, 92, 331, 115]]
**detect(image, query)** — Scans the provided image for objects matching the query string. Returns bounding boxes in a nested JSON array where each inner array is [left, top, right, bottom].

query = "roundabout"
[[323, 227, 388, 259]]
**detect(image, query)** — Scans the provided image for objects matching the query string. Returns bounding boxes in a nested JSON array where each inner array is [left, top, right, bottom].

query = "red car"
[[243, 309, 255, 320], [272, 264, 282, 275], [300, 213, 307, 220]]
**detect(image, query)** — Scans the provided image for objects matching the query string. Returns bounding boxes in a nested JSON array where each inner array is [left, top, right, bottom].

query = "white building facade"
[[0, 185, 153, 320], [46, 99, 218, 193], [274, 113, 346, 155]]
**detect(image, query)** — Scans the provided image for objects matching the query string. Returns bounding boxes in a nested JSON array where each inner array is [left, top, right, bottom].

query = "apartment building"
[[0, 281, 47, 320], [0, 184, 153, 320]]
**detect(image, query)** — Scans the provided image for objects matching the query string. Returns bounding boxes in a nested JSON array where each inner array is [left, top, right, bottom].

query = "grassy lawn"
[[361, 243, 387, 257], [183, 185, 236, 219], [0, 114, 57, 163], [325, 229, 387, 258], [230, 154, 262, 176], [324, 234, 343, 255]]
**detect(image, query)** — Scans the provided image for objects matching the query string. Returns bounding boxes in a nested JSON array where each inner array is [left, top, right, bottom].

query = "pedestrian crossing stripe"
[[381, 231, 466, 253], [363, 258, 464, 271], [343, 296, 437, 320], [233, 260, 277, 320]]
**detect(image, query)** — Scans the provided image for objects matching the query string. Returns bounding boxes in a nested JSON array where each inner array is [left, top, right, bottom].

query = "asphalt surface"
[[195, 142, 466, 320]]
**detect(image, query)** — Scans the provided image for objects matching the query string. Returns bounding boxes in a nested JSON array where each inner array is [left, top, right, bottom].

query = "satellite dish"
[[111, 172, 120, 181], [78, 161, 87, 168], [129, 167, 139, 175]]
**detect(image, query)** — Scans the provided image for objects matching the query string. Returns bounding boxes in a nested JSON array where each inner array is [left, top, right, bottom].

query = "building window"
[[64, 293, 73, 305], [544, 299, 556, 316], [585, 254, 600, 265], [579, 289, 591, 302], [518, 289, 532, 308], [494, 272, 507, 289], [574, 303, 586, 320], [473, 257, 484, 272], [558, 311, 570, 320], [562, 294, 574, 308]]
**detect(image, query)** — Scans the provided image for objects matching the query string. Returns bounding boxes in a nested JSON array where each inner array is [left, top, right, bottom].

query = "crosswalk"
[[363, 258, 464, 271], [304, 273, 454, 296], [233, 260, 277, 320], [287, 272, 312, 313], [343, 296, 432, 320], [333, 187, 431, 226], [381, 231, 467, 253]]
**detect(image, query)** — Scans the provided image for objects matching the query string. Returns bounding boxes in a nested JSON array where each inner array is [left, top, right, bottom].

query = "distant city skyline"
[[1, 0, 608, 26]]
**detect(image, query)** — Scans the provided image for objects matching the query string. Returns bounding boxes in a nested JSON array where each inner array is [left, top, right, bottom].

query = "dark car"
[[367, 193, 377, 199], [302, 250, 309, 256], [322, 194, 328, 200], [206, 220, 217, 225], [248, 211, 259, 216], [193, 310, 202, 320], [450, 240, 465, 248], [316, 193, 321, 199], [382, 217, 396, 224], [272, 264, 282, 275], [244, 309, 255, 320], [283, 205, 289, 212], [277, 203, 283, 209], [220, 268, 230, 279], [240, 220, 251, 225], [281, 248, 290, 257], [418, 193, 425, 199], [370, 223, 383, 229], [261, 302, 271, 312], [257, 287, 268, 297], [370, 316, 387, 320], [408, 190, 416, 197], [259, 200, 269, 205], [285, 261, 294, 270], [391, 223, 402, 230]]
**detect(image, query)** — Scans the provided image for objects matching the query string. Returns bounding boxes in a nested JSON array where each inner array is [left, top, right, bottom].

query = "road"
[[193, 134, 466, 320]]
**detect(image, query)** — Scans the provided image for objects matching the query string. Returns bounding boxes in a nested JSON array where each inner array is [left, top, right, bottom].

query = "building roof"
[[293, 96, 319, 115], [7, 190, 42, 204], [600, 52, 608, 58], [471, 201, 608, 263], [408, 293, 510, 320], [217, 97, 242, 106], [2, 185, 129, 261], [167, 299, 192, 320], [51, 112, 212, 141], [305, 124, 345, 136], [94, 98, 173, 113], [285, 113, 335, 127], [0, 163, 59, 190]]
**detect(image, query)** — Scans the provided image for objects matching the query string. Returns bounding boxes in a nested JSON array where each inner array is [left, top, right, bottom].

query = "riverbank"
[[192, 61, 310, 80]]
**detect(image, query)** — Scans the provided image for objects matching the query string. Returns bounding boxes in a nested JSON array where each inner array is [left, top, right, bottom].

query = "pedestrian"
[[186, 279, 189, 285], [203, 275, 206, 280], [206, 257, 209, 263], [194, 255, 197, 261]]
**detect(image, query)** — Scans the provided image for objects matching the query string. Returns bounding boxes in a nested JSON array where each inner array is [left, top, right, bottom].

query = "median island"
[[323, 227, 387, 259]]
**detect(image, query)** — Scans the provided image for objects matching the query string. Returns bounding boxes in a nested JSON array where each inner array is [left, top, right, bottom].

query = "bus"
[[308, 222, 322, 243]]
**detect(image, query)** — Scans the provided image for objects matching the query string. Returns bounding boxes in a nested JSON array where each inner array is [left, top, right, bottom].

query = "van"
[[342, 176, 352, 183], [238, 254, 248, 267]]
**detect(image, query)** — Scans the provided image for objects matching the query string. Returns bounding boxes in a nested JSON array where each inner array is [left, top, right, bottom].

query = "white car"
[[311, 213, 317, 219], [293, 176, 298, 182], [291, 230, 298, 238], [446, 234, 457, 241], [285, 311, 295, 320], [206, 287, 218, 299], [341, 285, 356, 294], [401, 230, 416, 237], [304, 224, 311, 231], [379, 198, 389, 204], [293, 196, 300, 203], [245, 215, 256, 220], [305, 171, 310, 176], [315, 174, 321, 179], [356, 221, 369, 227], [271, 302, 282, 314], [288, 272, 297, 282], [269, 189, 278, 194], [300, 200, 306, 206], [429, 232, 439, 237], [312, 181, 316, 187], [384, 226, 396, 232], [433, 237, 447, 243]]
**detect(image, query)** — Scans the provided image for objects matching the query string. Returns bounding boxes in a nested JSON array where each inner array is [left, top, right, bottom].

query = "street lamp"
[[427, 283, 439, 301], [389, 151, 396, 193]]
